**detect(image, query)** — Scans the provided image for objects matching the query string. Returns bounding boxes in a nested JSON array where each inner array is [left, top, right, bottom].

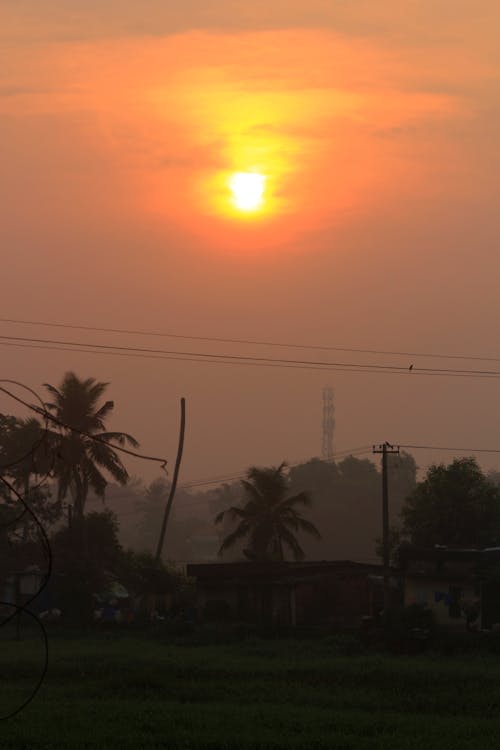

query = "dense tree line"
[[4, 370, 500, 625]]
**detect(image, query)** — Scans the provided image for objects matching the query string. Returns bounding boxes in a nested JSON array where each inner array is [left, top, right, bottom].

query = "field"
[[2, 632, 500, 749]]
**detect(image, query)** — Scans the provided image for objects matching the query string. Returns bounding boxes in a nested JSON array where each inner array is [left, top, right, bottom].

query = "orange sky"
[[0, 20, 483, 249], [1, 1, 500, 486]]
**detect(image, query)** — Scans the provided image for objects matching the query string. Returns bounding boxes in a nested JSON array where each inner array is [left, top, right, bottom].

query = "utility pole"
[[322, 387, 335, 461], [373, 442, 400, 617], [155, 398, 186, 565]]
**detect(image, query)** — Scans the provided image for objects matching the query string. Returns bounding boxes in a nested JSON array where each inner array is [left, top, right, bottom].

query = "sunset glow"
[[229, 172, 267, 212]]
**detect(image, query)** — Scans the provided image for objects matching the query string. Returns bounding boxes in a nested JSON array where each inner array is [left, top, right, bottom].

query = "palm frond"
[[246, 465, 288, 503], [240, 479, 263, 504], [279, 491, 313, 510], [84, 459, 108, 498], [214, 510, 226, 525], [218, 522, 251, 555], [86, 379, 110, 405], [87, 438, 120, 467], [278, 526, 306, 561], [98, 431, 140, 448], [223, 506, 248, 522], [294, 516, 322, 539]]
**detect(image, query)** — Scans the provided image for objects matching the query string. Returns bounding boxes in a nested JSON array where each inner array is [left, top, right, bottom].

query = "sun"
[[229, 172, 266, 212]]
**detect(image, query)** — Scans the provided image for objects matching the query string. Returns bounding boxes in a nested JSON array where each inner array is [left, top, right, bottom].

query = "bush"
[[322, 632, 366, 656], [382, 604, 436, 653]]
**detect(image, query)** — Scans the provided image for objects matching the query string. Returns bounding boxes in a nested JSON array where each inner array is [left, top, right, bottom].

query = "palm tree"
[[215, 463, 320, 561], [44, 372, 139, 524]]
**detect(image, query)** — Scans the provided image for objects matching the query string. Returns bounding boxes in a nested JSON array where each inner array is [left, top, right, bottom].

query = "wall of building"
[[404, 577, 476, 628]]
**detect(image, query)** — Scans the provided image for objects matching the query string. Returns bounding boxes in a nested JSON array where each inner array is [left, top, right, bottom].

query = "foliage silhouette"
[[215, 463, 320, 561], [401, 457, 500, 548], [44, 372, 138, 524]]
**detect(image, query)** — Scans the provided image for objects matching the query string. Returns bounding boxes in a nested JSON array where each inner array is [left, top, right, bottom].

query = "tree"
[[401, 457, 500, 548], [0, 414, 62, 542], [134, 477, 208, 560], [215, 463, 320, 561], [44, 372, 139, 524], [135, 477, 170, 552], [286, 453, 417, 561], [0, 415, 47, 483], [51, 509, 123, 622], [52, 508, 122, 574]]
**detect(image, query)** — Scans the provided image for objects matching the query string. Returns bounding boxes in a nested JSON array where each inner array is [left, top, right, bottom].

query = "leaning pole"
[[155, 397, 186, 564]]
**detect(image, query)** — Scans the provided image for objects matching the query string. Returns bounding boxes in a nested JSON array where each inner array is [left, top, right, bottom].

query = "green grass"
[[2, 633, 500, 748]]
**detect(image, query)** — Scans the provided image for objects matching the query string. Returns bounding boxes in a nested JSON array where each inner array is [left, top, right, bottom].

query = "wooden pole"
[[155, 398, 186, 564]]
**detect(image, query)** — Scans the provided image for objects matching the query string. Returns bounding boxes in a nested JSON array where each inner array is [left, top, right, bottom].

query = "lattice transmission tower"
[[322, 387, 335, 461]]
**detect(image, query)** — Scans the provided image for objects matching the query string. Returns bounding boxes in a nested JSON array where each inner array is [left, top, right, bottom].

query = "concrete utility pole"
[[373, 442, 400, 616], [322, 387, 335, 460]]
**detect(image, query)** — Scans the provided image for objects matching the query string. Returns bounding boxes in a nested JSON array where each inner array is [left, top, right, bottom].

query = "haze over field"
[[1, 1, 500, 486]]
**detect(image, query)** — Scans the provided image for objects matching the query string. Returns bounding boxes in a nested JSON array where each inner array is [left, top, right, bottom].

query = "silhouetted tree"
[[51, 509, 123, 622], [0, 414, 61, 541], [288, 453, 417, 561], [44, 372, 138, 524], [215, 463, 320, 561], [135, 477, 170, 552], [401, 457, 500, 548], [52, 508, 122, 574]]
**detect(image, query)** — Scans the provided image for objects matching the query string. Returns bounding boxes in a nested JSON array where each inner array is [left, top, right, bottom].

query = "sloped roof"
[[187, 560, 384, 584]]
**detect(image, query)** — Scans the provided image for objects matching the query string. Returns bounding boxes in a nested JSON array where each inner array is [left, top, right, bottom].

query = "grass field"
[[2, 631, 500, 749]]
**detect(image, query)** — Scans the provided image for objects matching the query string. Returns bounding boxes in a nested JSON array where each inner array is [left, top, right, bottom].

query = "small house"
[[187, 560, 393, 628], [400, 545, 500, 630]]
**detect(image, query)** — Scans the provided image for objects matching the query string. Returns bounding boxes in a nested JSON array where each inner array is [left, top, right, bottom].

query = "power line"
[[165, 447, 374, 504], [178, 446, 372, 491], [0, 382, 52, 721], [1, 340, 402, 376], [399, 444, 500, 455], [2, 334, 500, 379], [87, 447, 374, 514], [0, 383, 168, 470], [104, 447, 374, 515], [2, 316, 500, 364]]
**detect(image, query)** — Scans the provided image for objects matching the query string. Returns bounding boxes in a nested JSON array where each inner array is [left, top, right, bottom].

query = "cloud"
[[1, 9, 498, 253], [0, 85, 48, 97], [2, 0, 499, 51], [0, 1, 385, 42]]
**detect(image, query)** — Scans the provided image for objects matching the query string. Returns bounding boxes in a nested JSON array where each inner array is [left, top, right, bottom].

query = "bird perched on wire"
[[409, 364, 414, 371]]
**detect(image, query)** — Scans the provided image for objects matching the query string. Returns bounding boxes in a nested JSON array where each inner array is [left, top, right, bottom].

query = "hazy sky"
[[1, 1, 500, 487]]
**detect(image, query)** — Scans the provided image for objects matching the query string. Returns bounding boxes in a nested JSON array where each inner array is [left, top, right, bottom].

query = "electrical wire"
[[0, 380, 51, 471], [399, 444, 500, 455], [2, 316, 500, 364], [0, 600, 49, 720], [0, 384, 168, 473], [179, 445, 372, 491], [0, 383, 53, 720], [3, 335, 500, 380], [0, 379, 171, 720], [0, 379, 58, 529], [102, 446, 374, 519]]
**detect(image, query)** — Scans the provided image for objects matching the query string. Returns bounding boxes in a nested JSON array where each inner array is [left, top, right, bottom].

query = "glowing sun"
[[229, 172, 266, 212]]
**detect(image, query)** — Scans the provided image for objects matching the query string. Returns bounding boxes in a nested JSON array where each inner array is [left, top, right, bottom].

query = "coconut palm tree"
[[215, 463, 320, 561], [44, 372, 139, 524]]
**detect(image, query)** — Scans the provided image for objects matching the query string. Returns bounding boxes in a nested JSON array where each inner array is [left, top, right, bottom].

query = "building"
[[400, 545, 500, 630], [187, 560, 393, 628]]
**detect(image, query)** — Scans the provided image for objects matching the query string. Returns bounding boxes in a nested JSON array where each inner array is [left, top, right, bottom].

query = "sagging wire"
[[0, 383, 168, 475], [0, 380, 52, 721], [0, 378, 169, 720], [0, 380, 56, 530]]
